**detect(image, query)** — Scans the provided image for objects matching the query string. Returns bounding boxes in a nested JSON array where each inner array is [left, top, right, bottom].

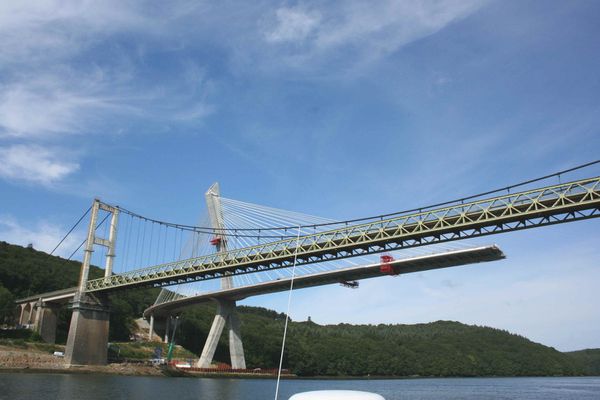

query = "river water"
[[0, 373, 599, 400]]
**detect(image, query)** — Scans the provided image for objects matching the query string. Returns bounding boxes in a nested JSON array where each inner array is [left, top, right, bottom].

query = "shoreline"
[[2, 345, 597, 380], [1, 365, 597, 380]]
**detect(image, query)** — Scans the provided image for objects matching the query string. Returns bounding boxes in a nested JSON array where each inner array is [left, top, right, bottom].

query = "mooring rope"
[[274, 226, 301, 400]]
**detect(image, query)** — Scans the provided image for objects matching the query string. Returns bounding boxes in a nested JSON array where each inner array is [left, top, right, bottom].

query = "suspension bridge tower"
[[64, 200, 120, 366], [197, 183, 246, 369]]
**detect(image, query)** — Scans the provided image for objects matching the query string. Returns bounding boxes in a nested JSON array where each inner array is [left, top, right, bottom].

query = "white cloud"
[[0, 1, 484, 188], [318, 0, 481, 49], [0, 144, 79, 185], [260, 0, 485, 71], [0, 1, 152, 66], [0, 2, 214, 143], [0, 215, 83, 257], [264, 7, 321, 43], [0, 1, 483, 147], [0, 73, 119, 139]]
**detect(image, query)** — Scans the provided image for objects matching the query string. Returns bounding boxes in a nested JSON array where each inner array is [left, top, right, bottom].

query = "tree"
[[0, 284, 15, 324]]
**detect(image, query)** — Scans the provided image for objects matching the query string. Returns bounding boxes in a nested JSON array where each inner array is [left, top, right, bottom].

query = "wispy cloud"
[[0, 1, 215, 186], [0, 144, 79, 185], [259, 0, 485, 72], [0, 72, 120, 139], [264, 6, 321, 43], [0, 1, 486, 187], [0, 1, 152, 66], [0, 214, 83, 257]]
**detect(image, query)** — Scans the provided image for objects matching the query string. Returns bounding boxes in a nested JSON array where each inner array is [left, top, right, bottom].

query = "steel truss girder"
[[86, 176, 600, 292]]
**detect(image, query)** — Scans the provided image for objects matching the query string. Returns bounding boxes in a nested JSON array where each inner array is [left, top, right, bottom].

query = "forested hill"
[[1, 241, 598, 377], [566, 349, 600, 376], [0, 241, 159, 341], [179, 305, 590, 377]]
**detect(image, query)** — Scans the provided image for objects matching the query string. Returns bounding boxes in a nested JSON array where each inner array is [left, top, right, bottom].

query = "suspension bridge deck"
[[86, 176, 599, 293], [143, 245, 504, 318], [16, 287, 78, 305]]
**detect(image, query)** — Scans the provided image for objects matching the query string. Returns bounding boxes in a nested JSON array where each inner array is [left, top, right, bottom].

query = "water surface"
[[1, 373, 599, 400]]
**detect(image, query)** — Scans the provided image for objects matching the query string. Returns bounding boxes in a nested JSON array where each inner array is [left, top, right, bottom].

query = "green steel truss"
[[86, 176, 600, 292]]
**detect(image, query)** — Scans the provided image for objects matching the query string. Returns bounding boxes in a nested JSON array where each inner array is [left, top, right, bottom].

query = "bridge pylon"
[[65, 199, 119, 366], [197, 183, 246, 369]]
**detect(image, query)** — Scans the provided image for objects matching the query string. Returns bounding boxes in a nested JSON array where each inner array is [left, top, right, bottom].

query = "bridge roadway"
[[86, 176, 599, 293], [14, 287, 78, 343], [143, 245, 504, 318], [16, 287, 77, 305]]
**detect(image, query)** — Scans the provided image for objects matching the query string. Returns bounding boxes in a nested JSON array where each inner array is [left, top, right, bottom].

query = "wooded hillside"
[[1, 241, 597, 377]]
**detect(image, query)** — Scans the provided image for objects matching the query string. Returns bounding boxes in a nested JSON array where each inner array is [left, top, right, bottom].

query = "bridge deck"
[[144, 245, 504, 318], [87, 176, 599, 293], [16, 287, 78, 305]]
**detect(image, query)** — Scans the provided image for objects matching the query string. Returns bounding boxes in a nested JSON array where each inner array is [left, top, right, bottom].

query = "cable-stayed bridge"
[[14, 163, 600, 367]]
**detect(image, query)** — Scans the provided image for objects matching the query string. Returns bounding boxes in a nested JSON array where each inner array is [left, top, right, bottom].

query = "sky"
[[0, 0, 599, 352]]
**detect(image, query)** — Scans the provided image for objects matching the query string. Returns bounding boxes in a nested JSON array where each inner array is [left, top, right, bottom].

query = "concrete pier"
[[164, 316, 170, 343], [34, 303, 60, 344], [64, 294, 110, 366], [197, 299, 246, 369], [18, 302, 34, 326], [148, 315, 155, 341]]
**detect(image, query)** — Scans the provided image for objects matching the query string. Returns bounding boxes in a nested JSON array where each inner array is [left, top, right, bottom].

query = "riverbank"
[[0, 344, 295, 378], [0, 344, 164, 376], [2, 343, 598, 380]]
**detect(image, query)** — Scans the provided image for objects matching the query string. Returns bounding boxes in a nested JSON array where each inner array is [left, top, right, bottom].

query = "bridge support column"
[[65, 294, 110, 366], [197, 299, 246, 369], [164, 316, 170, 343], [148, 314, 155, 341], [26, 302, 36, 325], [17, 304, 26, 326], [34, 303, 60, 344]]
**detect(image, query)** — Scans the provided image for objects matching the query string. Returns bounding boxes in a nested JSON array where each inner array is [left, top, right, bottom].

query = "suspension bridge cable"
[[141, 219, 147, 267], [221, 158, 600, 231], [49, 206, 92, 255], [123, 214, 133, 272], [162, 224, 168, 263], [134, 217, 142, 268], [100, 159, 600, 236], [66, 212, 111, 261]]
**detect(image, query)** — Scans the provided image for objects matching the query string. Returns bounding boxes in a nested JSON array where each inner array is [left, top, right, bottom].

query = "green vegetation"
[[0, 328, 42, 341], [1, 240, 599, 377], [177, 305, 589, 377], [108, 341, 196, 361], [566, 349, 600, 375], [0, 331, 63, 354], [0, 241, 159, 342]]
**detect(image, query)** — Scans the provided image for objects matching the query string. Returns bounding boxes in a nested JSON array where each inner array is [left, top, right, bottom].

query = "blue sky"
[[0, 1, 599, 351]]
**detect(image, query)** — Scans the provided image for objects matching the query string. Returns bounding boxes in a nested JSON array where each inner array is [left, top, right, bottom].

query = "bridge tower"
[[197, 183, 246, 369], [64, 199, 119, 366]]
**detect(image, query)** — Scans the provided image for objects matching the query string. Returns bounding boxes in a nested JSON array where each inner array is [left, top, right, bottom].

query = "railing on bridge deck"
[[86, 176, 600, 292]]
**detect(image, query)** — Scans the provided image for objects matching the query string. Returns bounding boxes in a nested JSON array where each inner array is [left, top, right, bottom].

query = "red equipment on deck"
[[379, 254, 398, 275], [209, 236, 222, 246]]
